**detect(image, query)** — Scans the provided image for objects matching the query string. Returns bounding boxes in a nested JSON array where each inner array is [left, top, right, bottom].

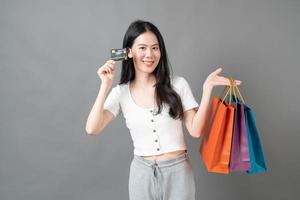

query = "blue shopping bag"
[[244, 105, 267, 174]]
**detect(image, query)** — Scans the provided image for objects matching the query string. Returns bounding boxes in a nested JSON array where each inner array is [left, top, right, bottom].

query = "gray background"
[[1, 0, 299, 199]]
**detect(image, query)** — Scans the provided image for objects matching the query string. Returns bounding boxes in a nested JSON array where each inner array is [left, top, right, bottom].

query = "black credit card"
[[110, 48, 128, 61]]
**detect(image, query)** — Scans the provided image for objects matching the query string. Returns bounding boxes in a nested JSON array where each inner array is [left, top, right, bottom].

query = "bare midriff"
[[141, 149, 187, 161]]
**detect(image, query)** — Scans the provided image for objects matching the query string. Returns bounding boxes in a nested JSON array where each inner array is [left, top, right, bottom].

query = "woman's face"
[[128, 31, 161, 75]]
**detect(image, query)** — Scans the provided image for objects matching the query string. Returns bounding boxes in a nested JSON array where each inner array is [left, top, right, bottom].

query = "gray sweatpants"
[[128, 151, 196, 200]]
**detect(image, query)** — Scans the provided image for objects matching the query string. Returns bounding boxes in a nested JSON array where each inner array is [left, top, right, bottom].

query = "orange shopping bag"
[[200, 80, 235, 174]]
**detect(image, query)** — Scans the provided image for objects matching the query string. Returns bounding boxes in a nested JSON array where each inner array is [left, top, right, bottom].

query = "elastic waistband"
[[133, 151, 189, 168]]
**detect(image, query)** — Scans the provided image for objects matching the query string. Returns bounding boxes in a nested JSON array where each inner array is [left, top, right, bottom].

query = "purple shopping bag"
[[229, 99, 250, 171]]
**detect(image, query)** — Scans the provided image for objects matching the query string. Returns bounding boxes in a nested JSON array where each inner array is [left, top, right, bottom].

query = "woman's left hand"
[[203, 68, 242, 92]]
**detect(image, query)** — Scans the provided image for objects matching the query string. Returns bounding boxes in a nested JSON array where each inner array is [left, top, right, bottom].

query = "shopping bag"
[[244, 105, 267, 174], [231, 81, 267, 174], [228, 81, 250, 172], [200, 84, 235, 174]]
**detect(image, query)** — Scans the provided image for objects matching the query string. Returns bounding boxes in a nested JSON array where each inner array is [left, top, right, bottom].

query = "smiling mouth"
[[143, 61, 154, 65]]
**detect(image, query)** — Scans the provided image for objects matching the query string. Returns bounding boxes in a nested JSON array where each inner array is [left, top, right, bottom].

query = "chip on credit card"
[[110, 48, 128, 61]]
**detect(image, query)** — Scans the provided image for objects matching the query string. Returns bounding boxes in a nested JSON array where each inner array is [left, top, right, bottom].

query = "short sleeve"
[[103, 85, 120, 117], [178, 77, 199, 112]]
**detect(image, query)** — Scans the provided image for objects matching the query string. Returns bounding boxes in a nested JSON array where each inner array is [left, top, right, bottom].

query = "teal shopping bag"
[[244, 105, 267, 174]]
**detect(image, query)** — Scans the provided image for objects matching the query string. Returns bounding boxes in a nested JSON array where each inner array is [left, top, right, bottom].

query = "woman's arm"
[[183, 85, 212, 138], [85, 60, 116, 135], [85, 83, 114, 135]]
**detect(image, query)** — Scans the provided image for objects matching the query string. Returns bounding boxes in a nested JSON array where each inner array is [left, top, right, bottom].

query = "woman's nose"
[[145, 48, 153, 57]]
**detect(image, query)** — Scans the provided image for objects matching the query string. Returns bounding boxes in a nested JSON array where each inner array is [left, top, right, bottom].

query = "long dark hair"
[[120, 20, 184, 119]]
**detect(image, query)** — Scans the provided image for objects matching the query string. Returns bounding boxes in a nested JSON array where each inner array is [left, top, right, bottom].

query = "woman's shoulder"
[[171, 75, 189, 88], [109, 82, 129, 95]]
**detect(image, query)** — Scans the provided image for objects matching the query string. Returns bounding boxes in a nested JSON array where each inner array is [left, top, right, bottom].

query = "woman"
[[86, 20, 241, 200]]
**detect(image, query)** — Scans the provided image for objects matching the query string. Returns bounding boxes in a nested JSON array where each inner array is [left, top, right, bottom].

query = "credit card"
[[110, 48, 128, 61]]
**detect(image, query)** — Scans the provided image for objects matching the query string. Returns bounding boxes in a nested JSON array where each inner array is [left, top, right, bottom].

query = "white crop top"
[[103, 76, 199, 156]]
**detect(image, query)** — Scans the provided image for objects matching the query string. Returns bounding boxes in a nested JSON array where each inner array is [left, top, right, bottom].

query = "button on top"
[[151, 119, 154, 122], [153, 129, 156, 132], [155, 139, 158, 142]]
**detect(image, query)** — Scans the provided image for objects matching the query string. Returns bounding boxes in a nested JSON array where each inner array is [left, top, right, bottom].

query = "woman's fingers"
[[204, 67, 243, 89], [213, 80, 231, 86], [212, 77, 242, 86], [217, 76, 230, 83], [216, 74, 242, 84], [107, 59, 115, 64], [210, 67, 223, 76], [227, 79, 242, 85], [98, 60, 115, 76], [234, 80, 242, 85], [106, 64, 114, 73], [105, 60, 116, 73]]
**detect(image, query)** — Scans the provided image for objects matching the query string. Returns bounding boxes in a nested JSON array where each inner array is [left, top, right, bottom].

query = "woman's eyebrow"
[[137, 43, 159, 46]]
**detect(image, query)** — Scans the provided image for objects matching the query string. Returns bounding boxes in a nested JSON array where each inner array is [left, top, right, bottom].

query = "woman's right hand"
[[97, 60, 116, 87]]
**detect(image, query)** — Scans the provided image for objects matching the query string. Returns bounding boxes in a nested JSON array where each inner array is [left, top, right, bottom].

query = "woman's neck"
[[131, 74, 156, 89]]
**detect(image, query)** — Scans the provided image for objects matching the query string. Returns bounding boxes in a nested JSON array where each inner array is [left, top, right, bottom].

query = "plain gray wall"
[[1, 0, 299, 199]]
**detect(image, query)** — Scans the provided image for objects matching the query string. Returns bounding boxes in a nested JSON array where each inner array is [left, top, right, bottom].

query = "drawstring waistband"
[[152, 162, 163, 200], [133, 151, 188, 168], [133, 151, 189, 200]]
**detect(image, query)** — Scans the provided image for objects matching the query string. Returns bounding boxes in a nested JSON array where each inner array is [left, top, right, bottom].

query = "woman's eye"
[[153, 47, 159, 50], [139, 47, 145, 50]]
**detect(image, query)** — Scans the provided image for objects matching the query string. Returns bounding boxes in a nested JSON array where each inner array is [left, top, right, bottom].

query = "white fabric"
[[104, 76, 199, 156]]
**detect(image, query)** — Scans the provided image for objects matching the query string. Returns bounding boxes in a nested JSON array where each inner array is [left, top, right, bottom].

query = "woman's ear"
[[127, 48, 133, 58]]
